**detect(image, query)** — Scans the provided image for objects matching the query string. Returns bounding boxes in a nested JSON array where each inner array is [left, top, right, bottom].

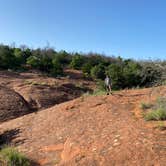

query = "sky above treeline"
[[0, 0, 166, 60]]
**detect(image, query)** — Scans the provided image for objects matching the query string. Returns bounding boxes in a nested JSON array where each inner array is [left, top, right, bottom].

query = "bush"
[[92, 89, 106, 96], [144, 97, 166, 121], [82, 63, 93, 76], [144, 108, 166, 121], [56, 51, 71, 66], [14, 48, 24, 67], [90, 64, 106, 80], [156, 121, 166, 131], [96, 80, 106, 91], [107, 60, 142, 89], [0, 43, 164, 89], [26, 56, 40, 68], [107, 63, 124, 89], [123, 60, 142, 87], [0, 147, 30, 166], [51, 58, 63, 76], [86, 79, 107, 96], [70, 54, 84, 69], [155, 97, 166, 110], [39, 55, 53, 72], [140, 102, 153, 110], [0, 45, 16, 69], [139, 64, 162, 87]]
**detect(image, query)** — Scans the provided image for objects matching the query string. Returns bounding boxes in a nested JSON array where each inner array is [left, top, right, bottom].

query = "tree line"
[[0, 44, 165, 90]]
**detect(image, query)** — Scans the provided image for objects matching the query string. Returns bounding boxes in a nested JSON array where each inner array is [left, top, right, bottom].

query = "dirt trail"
[[0, 87, 166, 165]]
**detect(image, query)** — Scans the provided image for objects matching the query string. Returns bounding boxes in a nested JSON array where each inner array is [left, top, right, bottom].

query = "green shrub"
[[0, 43, 165, 89], [70, 54, 84, 70], [92, 89, 106, 96], [96, 80, 106, 91], [0, 147, 30, 166], [107, 60, 142, 89], [0, 45, 17, 69], [51, 58, 63, 77], [55, 51, 71, 66], [123, 60, 142, 87], [85, 80, 107, 96], [139, 64, 162, 87], [39, 55, 53, 72], [82, 63, 93, 76], [144, 97, 166, 121], [144, 108, 166, 121], [90, 64, 106, 80], [107, 63, 124, 89], [155, 97, 166, 110], [26, 56, 40, 68], [140, 102, 153, 110], [156, 121, 166, 130]]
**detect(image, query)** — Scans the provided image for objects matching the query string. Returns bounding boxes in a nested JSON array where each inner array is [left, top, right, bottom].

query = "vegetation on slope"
[[141, 97, 166, 121], [0, 44, 165, 90], [0, 147, 30, 166]]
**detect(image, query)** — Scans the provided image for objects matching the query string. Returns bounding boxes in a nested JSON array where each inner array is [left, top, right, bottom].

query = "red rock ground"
[[0, 85, 30, 122], [0, 70, 95, 111], [0, 86, 166, 165]]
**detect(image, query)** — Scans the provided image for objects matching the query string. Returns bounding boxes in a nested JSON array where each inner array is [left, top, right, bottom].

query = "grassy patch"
[[140, 102, 153, 110], [143, 97, 166, 121], [155, 121, 166, 131], [155, 97, 166, 110], [144, 108, 166, 121], [25, 80, 48, 86], [0, 147, 30, 166], [92, 89, 107, 96], [86, 80, 107, 96], [83, 89, 106, 96]]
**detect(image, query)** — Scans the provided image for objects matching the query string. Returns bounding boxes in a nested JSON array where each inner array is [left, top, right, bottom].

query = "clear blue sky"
[[0, 0, 166, 60]]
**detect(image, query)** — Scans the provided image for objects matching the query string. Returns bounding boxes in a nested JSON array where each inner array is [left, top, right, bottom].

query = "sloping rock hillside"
[[0, 86, 165, 165], [0, 70, 94, 111], [0, 86, 30, 122]]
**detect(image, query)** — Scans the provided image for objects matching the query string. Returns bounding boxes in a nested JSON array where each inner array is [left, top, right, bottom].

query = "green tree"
[[39, 54, 53, 72], [107, 63, 124, 89], [82, 63, 93, 76], [123, 60, 142, 87], [0, 45, 16, 69], [51, 57, 63, 76], [56, 51, 71, 66], [23, 48, 32, 62], [90, 64, 106, 80], [140, 64, 161, 87], [14, 48, 24, 67], [26, 56, 40, 68], [70, 53, 84, 69]]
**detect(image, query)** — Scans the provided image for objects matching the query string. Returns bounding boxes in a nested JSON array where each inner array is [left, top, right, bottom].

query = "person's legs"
[[108, 84, 112, 94], [105, 85, 109, 95]]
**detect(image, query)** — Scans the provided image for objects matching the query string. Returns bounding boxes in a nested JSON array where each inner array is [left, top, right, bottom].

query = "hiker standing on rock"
[[105, 75, 112, 95]]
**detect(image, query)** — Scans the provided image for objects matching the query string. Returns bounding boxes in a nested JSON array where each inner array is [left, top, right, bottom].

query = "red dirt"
[[0, 70, 95, 111], [0, 85, 30, 122], [0, 86, 166, 165]]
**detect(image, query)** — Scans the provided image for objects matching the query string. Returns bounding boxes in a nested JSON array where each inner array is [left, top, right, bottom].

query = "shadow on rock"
[[0, 128, 25, 148]]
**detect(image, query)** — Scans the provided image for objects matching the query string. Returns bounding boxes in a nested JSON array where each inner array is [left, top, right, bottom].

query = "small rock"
[[108, 146, 113, 150], [115, 135, 120, 138], [92, 148, 97, 151], [114, 139, 118, 143], [113, 142, 120, 146], [58, 136, 63, 140]]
